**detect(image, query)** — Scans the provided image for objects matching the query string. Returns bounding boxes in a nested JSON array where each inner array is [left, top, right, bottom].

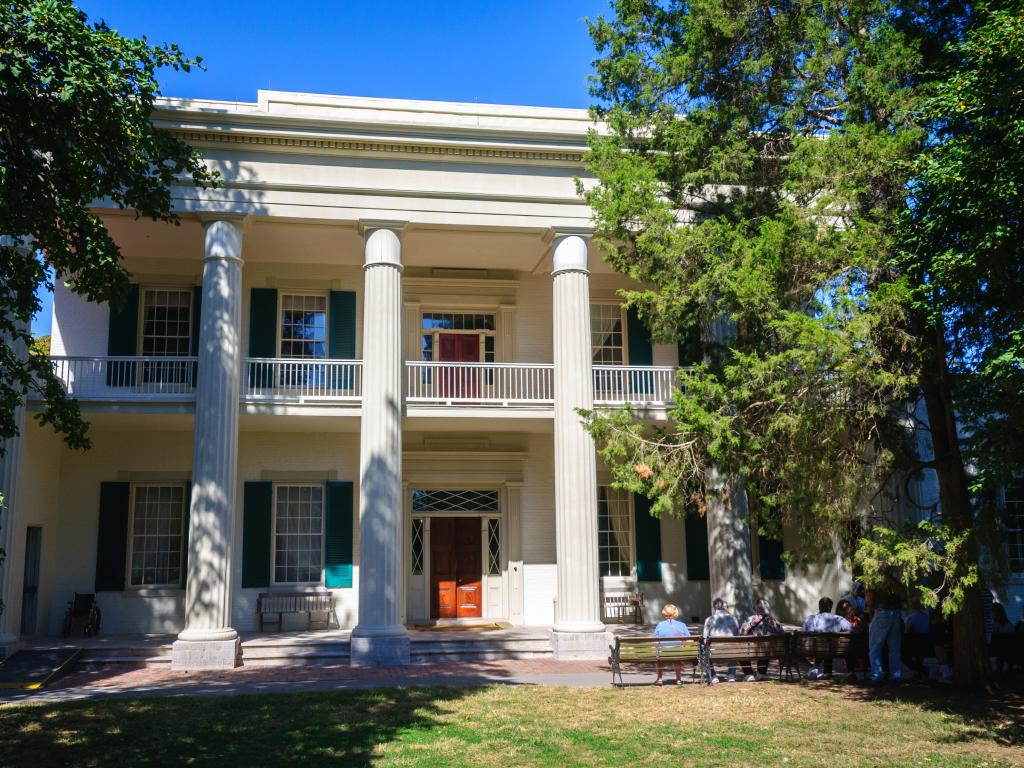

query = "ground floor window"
[[1005, 480, 1024, 574], [274, 484, 324, 584], [129, 484, 187, 587], [598, 486, 633, 577]]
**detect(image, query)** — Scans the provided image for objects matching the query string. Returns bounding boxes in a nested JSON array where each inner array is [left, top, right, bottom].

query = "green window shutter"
[[328, 291, 357, 359], [106, 283, 139, 385], [241, 481, 273, 589], [633, 493, 662, 582], [626, 305, 653, 366], [758, 534, 786, 581], [95, 482, 130, 591], [180, 482, 191, 589], [328, 291, 357, 390], [190, 286, 202, 386], [248, 288, 277, 388], [324, 481, 354, 588], [248, 288, 278, 357], [685, 512, 710, 581]]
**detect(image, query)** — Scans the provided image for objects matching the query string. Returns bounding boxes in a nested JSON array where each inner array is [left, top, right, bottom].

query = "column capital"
[[359, 219, 408, 237], [202, 219, 244, 265], [550, 229, 592, 277], [198, 211, 250, 225], [362, 223, 404, 271], [545, 226, 594, 243]]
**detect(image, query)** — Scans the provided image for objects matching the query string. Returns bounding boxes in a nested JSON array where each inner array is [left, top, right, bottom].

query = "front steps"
[[27, 628, 557, 669]]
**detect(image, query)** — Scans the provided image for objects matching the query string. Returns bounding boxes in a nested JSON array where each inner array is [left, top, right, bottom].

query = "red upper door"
[[437, 333, 480, 398]]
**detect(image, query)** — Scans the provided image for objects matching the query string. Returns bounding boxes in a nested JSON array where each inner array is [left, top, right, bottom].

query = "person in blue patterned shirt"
[[802, 597, 852, 679], [703, 597, 740, 683]]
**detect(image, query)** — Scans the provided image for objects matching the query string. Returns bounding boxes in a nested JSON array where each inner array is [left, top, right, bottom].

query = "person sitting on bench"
[[739, 598, 785, 680], [802, 596, 852, 679], [653, 603, 690, 685], [703, 597, 740, 684]]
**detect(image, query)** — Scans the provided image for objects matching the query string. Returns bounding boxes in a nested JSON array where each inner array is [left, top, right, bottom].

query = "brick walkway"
[[0, 658, 622, 704]]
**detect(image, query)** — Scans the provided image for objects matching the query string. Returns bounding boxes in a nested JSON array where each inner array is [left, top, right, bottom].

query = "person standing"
[[868, 589, 903, 685]]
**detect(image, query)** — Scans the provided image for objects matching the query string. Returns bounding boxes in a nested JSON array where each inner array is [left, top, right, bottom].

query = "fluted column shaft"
[[551, 233, 603, 634], [179, 219, 243, 642], [352, 223, 409, 665]]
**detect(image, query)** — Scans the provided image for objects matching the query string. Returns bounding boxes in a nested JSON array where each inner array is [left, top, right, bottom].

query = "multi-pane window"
[[1006, 481, 1024, 574], [280, 294, 327, 359], [420, 313, 496, 362], [412, 489, 500, 513], [141, 289, 193, 385], [598, 486, 633, 577], [591, 303, 625, 364], [274, 485, 323, 584], [141, 289, 193, 356], [129, 485, 186, 587]]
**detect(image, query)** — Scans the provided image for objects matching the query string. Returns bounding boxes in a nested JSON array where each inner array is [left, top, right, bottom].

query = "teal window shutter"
[[324, 481, 354, 588], [248, 288, 277, 388], [328, 291, 357, 390], [95, 482, 130, 591], [106, 283, 139, 385], [685, 512, 710, 581], [758, 534, 786, 581], [626, 305, 653, 366], [633, 493, 662, 582], [241, 481, 273, 588]]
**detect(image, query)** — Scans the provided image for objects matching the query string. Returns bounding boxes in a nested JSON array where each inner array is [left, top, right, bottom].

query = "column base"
[[350, 634, 411, 667], [0, 636, 23, 661], [171, 635, 241, 670], [550, 629, 611, 660]]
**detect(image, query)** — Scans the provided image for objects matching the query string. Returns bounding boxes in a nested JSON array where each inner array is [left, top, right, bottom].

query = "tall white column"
[[704, 315, 753, 619], [550, 230, 605, 656], [351, 221, 410, 666], [0, 236, 33, 657], [172, 218, 244, 670]]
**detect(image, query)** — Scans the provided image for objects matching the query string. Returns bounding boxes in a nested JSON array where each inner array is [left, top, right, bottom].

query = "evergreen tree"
[[582, 0, 1019, 686]]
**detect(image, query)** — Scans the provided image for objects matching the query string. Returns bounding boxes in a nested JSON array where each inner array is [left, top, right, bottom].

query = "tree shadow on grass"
[[0, 685, 482, 767], [829, 670, 1024, 748]]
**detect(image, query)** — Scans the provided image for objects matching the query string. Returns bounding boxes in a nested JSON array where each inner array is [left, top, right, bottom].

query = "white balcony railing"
[[593, 365, 679, 406], [406, 361, 555, 405], [49, 356, 198, 399], [242, 358, 362, 402]]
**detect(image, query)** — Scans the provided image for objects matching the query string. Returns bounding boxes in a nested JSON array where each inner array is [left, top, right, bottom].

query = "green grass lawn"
[[1, 682, 1021, 767]]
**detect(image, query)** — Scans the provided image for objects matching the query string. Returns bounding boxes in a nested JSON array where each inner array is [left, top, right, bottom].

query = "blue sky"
[[33, 0, 609, 335]]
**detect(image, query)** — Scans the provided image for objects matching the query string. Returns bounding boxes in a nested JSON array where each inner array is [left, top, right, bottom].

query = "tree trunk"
[[918, 321, 991, 688]]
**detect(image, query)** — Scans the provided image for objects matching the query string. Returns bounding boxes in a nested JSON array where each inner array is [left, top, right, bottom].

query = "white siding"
[[50, 280, 109, 357]]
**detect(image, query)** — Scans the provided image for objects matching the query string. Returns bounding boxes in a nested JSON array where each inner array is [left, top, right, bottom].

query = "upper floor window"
[[274, 484, 324, 584], [141, 289, 192, 356], [598, 485, 632, 577], [591, 303, 625, 365], [280, 294, 327, 359], [421, 312, 496, 363], [1005, 480, 1024, 574], [129, 484, 187, 587]]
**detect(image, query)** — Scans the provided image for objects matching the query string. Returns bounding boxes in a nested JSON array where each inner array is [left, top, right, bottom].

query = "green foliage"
[[581, 0, 1021, 634], [0, 0, 217, 455], [28, 335, 50, 356]]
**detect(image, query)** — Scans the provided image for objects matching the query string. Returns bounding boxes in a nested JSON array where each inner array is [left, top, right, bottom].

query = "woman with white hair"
[[739, 598, 785, 680]]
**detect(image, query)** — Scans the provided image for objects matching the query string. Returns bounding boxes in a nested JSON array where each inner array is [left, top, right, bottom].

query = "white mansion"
[[0, 91, 863, 668]]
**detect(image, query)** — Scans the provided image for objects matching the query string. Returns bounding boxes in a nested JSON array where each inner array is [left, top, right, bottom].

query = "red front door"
[[430, 517, 483, 619], [437, 333, 480, 398]]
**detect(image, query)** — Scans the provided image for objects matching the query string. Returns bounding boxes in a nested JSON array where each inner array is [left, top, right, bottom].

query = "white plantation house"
[[0, 90, 872, 669]]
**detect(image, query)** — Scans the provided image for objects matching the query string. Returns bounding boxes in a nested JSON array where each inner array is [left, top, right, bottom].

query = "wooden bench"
[[256, 591, 334, 631], [702, 634, 793, 682], [791, 631, 867, 678], [609, 635, 701, 685], [602, 589, 645, 624]]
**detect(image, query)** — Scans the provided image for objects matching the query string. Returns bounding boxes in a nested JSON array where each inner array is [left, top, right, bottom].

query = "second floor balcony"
[[45, 356, 683, 413]]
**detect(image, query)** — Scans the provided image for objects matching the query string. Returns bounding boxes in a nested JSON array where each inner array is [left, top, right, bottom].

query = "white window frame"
[[126, 483, 188, 589], [598, 485, 635, 582], [590, 301, 628, 366], [419, 310, 497, 363], [271, 483, 325, 586], [1003, 479, 1024, 576], [138, 286, 193, 357], [277, 291, 329, 360]]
